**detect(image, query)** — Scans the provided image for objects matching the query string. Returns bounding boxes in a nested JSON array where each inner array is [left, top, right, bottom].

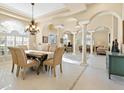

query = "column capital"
[[72, 31, 77, 35], [55, 24, 64, 30], [79, 20, 90, 26]]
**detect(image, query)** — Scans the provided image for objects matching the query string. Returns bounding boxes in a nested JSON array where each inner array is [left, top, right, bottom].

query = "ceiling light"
[[25, 3, 39, 35]]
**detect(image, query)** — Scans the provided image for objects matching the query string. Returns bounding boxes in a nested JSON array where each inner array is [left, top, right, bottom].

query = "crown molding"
[[0, 4, 30, 22]]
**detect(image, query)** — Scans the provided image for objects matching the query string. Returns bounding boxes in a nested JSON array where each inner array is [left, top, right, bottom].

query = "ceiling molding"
[[36, 7, 69, 22], [36, 4, 87, 22], [52, 4, 87, 18], [0, 4, 30, 22]]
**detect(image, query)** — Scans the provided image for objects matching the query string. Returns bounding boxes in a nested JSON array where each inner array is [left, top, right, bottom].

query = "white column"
[[55, 25, 64, 47], [90, 32, 93, 54], [110, 16, 118, 50], [57, 28, 61, 47], [79, 22, 88, 65], [73, 33, 76, 55]]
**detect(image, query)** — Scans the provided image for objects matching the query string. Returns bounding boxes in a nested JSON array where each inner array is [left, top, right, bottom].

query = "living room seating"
[[96, 46, 108, 55]]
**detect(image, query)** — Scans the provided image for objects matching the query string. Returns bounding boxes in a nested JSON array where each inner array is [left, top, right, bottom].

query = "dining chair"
[[14, 47, 39, 80], [8, 47, 18, 76], [43, 47, 65, 77]]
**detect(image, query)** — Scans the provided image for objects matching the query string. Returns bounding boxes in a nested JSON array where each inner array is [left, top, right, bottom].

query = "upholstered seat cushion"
[[24, 60, 38, 67], [43, 58, 54, 66]]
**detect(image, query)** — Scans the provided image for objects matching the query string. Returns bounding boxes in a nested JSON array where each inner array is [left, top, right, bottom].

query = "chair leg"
[[16, 66, 20, 77], [21, 67, 26, 80], [48, 66, 50, 72], [53, 66, 56, 77], [60, 63, 62, 73], [11, 63, 14, 73], [45, 65, 48, 71]]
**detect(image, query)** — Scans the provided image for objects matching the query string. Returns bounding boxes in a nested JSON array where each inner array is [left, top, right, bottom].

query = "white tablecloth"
[[25, 50, 54, 59]]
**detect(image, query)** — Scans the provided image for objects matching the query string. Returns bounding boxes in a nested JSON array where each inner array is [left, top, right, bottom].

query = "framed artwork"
[[42, 36, 48, 43]]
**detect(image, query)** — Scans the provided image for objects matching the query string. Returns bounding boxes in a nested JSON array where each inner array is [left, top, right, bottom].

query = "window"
[[23, 37, 29, 45], [16, 36, 23, 46], [0, 20, 29, 55], [63, 34, 68, 45], [48, 33, 57, 44], [0, 34, 6, 54], [86, 34, 91, 45], [6, 36, 15, 46]]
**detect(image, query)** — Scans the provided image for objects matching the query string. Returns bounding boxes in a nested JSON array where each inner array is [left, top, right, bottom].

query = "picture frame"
[[42, 36, 48, 43]]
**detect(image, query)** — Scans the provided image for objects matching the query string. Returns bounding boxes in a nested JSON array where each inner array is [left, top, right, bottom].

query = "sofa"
[[96, 46, 108, 55]]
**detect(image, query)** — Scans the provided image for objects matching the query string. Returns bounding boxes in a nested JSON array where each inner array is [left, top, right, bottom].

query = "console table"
[[106, 52, 124, 79]]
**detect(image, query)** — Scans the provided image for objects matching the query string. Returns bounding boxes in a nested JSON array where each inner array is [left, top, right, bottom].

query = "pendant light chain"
[[31, 3, 34, 21]]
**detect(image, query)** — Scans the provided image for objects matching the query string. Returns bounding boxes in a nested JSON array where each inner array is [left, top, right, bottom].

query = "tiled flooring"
[[1, 53, 124, 90], [0, 53, 85, 90], [74, 55, 124, 90]]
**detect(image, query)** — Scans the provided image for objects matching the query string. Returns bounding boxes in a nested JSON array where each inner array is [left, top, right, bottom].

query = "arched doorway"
[[88, 11, 122, 52], [62, 31, 73, 46]]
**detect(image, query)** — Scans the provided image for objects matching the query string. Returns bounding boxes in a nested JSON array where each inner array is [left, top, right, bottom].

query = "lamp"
[[25, 3, 39, 35]]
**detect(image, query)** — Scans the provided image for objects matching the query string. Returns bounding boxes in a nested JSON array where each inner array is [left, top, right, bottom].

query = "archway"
[[62, 31, 73, 46], [89, 10, 121, 22], [88, 11, 122, 52], [93, 26, 110, 54]]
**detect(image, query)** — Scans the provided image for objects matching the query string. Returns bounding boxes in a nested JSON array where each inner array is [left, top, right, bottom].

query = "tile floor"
[[0, 53, 124, 90]]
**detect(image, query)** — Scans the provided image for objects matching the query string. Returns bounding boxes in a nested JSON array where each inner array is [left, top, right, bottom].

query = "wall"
[[93, 31, 109, 47], [88, 15, 112, 31]]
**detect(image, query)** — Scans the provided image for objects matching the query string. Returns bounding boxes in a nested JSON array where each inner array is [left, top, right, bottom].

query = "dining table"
[[25, 50, 54, 75]]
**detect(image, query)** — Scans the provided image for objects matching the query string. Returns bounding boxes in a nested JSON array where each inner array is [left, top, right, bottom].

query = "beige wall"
[[93, 31, 109, 47], [88, 15, 112, 31]]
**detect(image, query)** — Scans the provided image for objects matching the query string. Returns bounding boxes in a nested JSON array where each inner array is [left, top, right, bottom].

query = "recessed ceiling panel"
[[1, 3, 65, 18]]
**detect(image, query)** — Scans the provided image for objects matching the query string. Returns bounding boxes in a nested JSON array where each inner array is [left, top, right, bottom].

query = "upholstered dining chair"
[[43, 47, 65, 77], [14, 47, 39, 80], [8, 47, 18, 76]]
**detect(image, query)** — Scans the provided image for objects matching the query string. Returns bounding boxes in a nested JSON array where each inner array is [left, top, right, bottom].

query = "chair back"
[[8, 47, 18, 64], [14, 47, 27, 66], [53, 47, 65, 65]]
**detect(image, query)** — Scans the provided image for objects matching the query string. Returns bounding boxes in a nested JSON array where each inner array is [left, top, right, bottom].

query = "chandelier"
[[25, 3, 39, 35]]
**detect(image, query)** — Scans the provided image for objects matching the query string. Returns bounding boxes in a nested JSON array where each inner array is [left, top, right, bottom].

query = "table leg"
[[109, 74, 111, 79], [37, 64, 42, 75], [37, 55, 48, 75]]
